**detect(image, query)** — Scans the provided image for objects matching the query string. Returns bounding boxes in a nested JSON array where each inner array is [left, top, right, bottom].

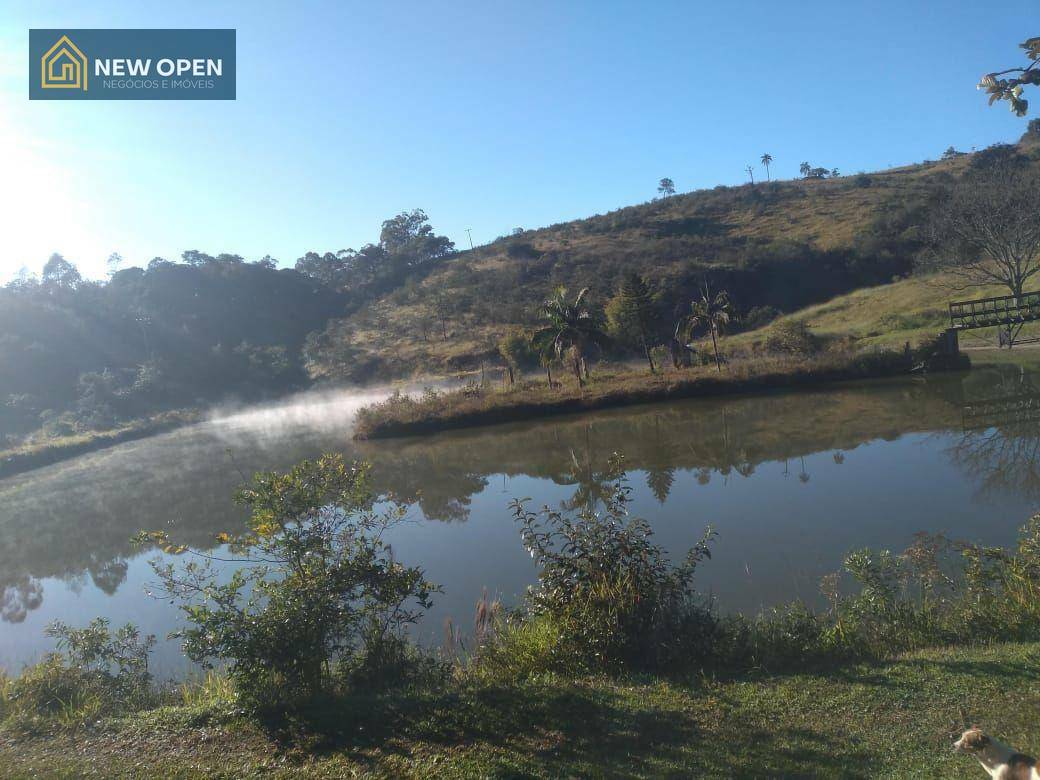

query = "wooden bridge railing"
[[963, 392, 1040, 429], [948, 291, 1040, 331]]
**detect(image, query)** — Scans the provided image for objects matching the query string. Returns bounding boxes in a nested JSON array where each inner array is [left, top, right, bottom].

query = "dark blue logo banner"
[[29, 29, 236, 100]]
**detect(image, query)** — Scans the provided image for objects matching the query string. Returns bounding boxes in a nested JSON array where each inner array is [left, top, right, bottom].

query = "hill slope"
[[309, 154, 983, 382]]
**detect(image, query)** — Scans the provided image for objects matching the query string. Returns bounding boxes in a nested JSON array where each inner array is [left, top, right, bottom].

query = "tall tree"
[[657, 177, 676, 197], [106, 252, 123, 278], [295, 251, 348, 288], [532, 287, 609, 387], [979, 36, 1040, 116], [745, 165, 755, 185], [760, 153, 773, 181], [41, 254, 82, 292], [605, 273, 660, 373], [379, 209, 454, 265], [678, 283, 732, 373], [799, 161, 812, 178], [926, 148, 1040, 345], [497, 329, 538, 385]]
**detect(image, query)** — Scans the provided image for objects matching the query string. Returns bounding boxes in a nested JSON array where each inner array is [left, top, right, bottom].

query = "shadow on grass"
[[256, 679, 873, 777]]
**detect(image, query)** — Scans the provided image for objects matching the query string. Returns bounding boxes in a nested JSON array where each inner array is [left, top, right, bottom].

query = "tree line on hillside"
[[0, 210, 455, 446]]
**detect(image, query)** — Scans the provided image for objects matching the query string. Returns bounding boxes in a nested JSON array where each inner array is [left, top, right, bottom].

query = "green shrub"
[[764, 320, 821, 356], [3, 619, 155, 730], [498, 329, 539, 382], [143, 454, 437, 710], [505, 454, 716, 674], [730, 517, 1040, 667]]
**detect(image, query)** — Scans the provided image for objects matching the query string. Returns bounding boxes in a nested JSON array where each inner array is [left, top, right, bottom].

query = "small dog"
[[954, 727, 1039, 779]]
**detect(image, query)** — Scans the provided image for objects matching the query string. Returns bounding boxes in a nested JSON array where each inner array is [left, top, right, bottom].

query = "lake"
[[2, 364, 1039, 676]]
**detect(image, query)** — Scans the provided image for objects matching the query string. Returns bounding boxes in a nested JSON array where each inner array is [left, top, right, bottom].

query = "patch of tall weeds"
[[2, 618, 155, 731], [477, 454, 717, 677]]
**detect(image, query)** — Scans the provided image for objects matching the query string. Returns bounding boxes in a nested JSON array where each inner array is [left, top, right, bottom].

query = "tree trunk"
[[710, 326, 722, 373], [643, 337, 655, 374], [545, 364, 552, 387], [507, 365, 514, 385]]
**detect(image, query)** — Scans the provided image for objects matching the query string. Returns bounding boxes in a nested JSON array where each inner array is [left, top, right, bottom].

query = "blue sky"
[[0, 1, 1034, 280]]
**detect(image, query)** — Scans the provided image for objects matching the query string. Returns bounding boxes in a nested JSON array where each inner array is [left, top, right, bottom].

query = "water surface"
[[2, 367, 1039, 675]]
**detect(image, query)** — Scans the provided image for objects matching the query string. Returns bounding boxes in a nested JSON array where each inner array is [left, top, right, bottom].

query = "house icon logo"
[[41, 35, 88, 91]]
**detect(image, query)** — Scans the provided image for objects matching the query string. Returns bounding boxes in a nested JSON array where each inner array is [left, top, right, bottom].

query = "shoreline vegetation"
[[0, 409, 201, 481], [354, 347, 969, 439], [3, 453, 1040, 778]]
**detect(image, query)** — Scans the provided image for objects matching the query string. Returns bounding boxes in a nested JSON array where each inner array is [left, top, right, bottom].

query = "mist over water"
[[206, 377, 459, 441], [209, 386, 390, 439]]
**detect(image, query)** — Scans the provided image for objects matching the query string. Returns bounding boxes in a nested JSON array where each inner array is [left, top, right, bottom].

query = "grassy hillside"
[[733, 272, 1040, 354], [309, 153, 986, 382]]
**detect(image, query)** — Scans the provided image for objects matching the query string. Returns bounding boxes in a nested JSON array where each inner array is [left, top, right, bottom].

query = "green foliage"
[[0, 256, 343, 443], [497, 329, 539, 381], [763, 320, 821, 356], [605, 273, 660, 371], [531, 287, 610, 386], [725, 516, 1040, 668], [678, 283, 732, 372], [504, 454, 716, 673], [2, 619, 155, 730], [143, 454, 437, 709]]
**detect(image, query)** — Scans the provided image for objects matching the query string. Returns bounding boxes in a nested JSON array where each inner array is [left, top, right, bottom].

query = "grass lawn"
[[733, 272, 1040, 353], [3, 642, 1039, 778]]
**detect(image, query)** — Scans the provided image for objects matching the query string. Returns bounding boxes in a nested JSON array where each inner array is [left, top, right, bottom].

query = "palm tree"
[[532, 286, 609, 387], [799, 161, 812, 178], [760, 153, 773, 181], [678, 282, 731, 373]]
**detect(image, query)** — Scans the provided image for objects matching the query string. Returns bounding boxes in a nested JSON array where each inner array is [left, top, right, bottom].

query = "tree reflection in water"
[[1, 577, 43, 623], [948, 367, 1040, 503], [6, 369, 1040, 626]]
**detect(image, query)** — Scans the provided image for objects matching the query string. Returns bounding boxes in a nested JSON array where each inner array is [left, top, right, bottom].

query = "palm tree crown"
[[678, 283, 731, 373], [532, 286, 609, 385], [760, 153, 773, 182]]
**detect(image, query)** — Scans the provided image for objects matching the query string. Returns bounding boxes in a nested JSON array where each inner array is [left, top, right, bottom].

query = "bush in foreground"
[[1, 618, 155, 731], [140, 453, 439, 710], [477, 455, 717, 676]]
